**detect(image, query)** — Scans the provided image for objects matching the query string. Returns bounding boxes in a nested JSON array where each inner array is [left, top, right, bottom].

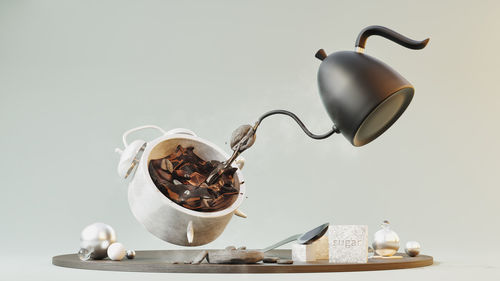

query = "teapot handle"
[[121, 125, 167, 147], [165, 128, 197, 137], [355, 25, 429, 52]]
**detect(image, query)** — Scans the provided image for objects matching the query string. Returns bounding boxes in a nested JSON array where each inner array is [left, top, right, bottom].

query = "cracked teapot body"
[[117, 126, 246, 246]]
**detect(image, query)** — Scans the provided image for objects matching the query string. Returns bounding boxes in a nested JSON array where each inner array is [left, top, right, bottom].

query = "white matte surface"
[[291, 234, 330, 262], [291, 243, 316, 262]]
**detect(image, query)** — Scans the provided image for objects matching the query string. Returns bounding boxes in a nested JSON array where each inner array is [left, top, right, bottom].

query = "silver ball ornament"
[[80, 222, 116, 260], [372, 220, 400, 257], [77, 247, 93, 261], [126, 250, 136, 259], [405, 241, 421, 257]]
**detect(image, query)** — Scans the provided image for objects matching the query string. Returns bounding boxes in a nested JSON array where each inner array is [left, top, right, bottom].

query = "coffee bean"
[[201, 199, 210, 208], [160, 158, 174, 172], [160, 159, 167, 170]]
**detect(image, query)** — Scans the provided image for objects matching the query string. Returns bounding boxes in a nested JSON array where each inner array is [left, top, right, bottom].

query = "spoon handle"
[[262, 234, 301, 253]]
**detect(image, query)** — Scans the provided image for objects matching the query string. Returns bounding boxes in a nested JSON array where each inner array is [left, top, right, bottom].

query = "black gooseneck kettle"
[[251, 25, 429, 147], [208, 26, 429, 183], [314, 25, 429, 146]]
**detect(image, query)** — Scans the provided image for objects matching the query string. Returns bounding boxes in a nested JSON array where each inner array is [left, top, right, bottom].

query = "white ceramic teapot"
[[115, 125, 247, 246]]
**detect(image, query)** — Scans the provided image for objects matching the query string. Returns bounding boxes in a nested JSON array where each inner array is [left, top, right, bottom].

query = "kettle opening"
[[353, 87, 413, 146]]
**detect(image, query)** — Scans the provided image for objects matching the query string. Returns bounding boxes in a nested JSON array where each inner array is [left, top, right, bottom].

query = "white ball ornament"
[[107, 242, 126, 261]]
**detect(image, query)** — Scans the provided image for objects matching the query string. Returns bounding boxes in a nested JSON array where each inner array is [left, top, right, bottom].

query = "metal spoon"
[[262, 223, 329, 252]]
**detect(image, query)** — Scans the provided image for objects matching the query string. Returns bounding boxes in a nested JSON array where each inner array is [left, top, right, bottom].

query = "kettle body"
[[317, 51, 413, 146], [315, 25, 428, 146]]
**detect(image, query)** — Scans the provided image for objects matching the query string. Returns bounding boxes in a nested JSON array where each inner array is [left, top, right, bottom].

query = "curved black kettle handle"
[[355, 25, 429, 51]]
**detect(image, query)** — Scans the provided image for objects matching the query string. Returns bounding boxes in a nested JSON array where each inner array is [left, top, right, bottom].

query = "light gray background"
[[1, 0, 499, 280]]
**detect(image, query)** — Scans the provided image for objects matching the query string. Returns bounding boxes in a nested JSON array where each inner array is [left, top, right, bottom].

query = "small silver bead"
[[126, 250, 136, 259], [80, 223, 116, 260], [405, 241, 421, 257]]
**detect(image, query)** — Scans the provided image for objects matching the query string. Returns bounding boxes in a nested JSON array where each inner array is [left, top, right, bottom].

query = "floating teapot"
[[115, 125, 246, 246]]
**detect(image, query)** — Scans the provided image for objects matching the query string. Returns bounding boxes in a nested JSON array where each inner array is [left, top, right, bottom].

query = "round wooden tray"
[[52, 249, 433, 273]]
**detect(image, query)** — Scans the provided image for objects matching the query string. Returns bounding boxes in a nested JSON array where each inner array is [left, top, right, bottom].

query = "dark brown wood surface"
[[52, 250, 433, 274]]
